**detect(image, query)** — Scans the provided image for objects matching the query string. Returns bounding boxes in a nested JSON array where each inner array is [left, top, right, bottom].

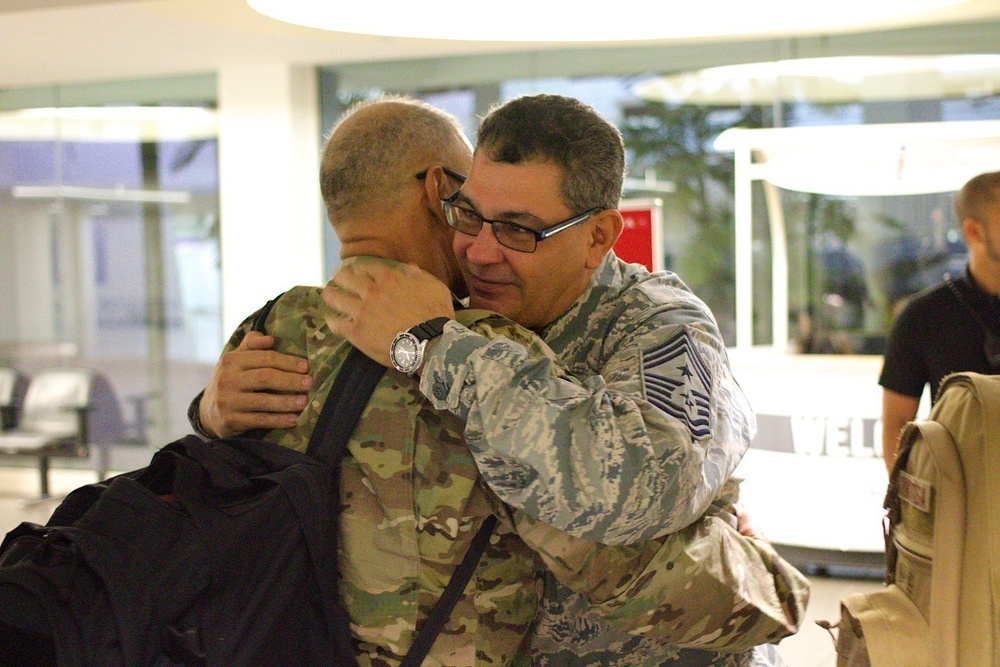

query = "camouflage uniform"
[[190, 257, 807, 666], [196, 287, 544, 667], [518, 508, 805, 666], [412, 253, 803, 666], [418, 253, 755, 545]]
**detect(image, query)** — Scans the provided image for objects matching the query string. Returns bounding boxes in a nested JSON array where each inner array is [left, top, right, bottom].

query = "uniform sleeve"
[[509, 507, 809, 651], [185, 308, 261, 438], [419, 299, 755, 545]]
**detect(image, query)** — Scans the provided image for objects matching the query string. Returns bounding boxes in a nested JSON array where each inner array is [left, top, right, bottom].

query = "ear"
[[420, 166, 449, 223], [585, 209, 624, 269], [963, 216, 983, 246]]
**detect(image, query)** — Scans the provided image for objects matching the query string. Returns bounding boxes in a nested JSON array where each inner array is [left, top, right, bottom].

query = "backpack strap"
[[401, 514, 497, 667], [891, 420, 965, 667], [883, 427, 915, 584], [251, 293, 283, 334], [258, 293, 496, 663], [883, 418, 929, 582], [250, 290, 385, 465], [919, 421, 964, 667], [306, 345, 497, 663], [306, 347, 385, 464]]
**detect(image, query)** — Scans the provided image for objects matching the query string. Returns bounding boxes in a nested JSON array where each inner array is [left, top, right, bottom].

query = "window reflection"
[[331, 59, 1000, 353], [0, 101, 220, 450]]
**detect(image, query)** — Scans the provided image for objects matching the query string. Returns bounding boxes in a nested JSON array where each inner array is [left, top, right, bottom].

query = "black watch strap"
[[409, 317, 450, 341]]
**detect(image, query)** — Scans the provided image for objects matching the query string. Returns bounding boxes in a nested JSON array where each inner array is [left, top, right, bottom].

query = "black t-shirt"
[[879, 268, 1000, 402]]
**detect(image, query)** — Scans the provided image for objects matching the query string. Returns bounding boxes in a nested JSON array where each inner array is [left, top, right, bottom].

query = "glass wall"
[[0, 76, 220, 454], [320, 75, 761, 343], [321, 34, 1000, 351]]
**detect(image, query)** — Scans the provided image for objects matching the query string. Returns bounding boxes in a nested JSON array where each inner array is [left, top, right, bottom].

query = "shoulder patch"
[[641, 330, 713, 440]]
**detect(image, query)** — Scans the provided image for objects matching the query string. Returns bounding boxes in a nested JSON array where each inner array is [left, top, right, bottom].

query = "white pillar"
[[763, 181, 789, 352], [216, 64, 323, 340], [734, 146, 753, 350]]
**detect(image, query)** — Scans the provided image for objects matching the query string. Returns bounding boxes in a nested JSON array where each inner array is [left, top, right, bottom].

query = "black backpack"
[[0, 297, 495, 666]]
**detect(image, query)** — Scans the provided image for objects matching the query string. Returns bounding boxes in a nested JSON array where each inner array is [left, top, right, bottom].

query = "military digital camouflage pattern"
[[419, 253, 756, 545], [449, 310, 807, 665]]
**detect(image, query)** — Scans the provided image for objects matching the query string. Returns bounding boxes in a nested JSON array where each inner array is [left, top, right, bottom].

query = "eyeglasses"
[[415, 167, 467, 199], [441, 192, 602, 253]]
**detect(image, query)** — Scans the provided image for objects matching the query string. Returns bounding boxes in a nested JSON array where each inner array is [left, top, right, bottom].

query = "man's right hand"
[[198, 330, 312, 438]]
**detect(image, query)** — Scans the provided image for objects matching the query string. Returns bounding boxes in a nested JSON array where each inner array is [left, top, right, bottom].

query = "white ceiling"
[[1, 0, 999, 90]]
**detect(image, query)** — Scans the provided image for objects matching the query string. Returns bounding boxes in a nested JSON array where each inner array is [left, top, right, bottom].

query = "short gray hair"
[[320, 95, 470, 222]]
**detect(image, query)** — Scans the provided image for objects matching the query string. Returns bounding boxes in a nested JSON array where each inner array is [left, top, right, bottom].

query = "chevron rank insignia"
[[641, 330, 713, 440]]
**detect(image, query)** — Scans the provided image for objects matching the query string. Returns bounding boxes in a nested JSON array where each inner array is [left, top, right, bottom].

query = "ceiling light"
[[12, 185, 192, 204], [634, 54, 1000, 105], [248, 0, 968, 42], [0, 107, 217, 142], [715, 120, 1000, 196]]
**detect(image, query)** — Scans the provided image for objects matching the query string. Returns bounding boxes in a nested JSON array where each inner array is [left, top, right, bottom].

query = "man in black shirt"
[[879, 170, 1000, 470]]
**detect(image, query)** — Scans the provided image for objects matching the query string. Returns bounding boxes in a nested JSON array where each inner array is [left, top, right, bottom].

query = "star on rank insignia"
[[641, 330, 713, 440]]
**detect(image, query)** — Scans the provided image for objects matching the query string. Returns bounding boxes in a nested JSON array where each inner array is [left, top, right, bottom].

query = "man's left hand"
[[323, 257, 455, 368], [732, 501, 767, 541]]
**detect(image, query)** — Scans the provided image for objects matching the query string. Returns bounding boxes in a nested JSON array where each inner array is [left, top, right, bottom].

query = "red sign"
[[615, 199, 663, 273]]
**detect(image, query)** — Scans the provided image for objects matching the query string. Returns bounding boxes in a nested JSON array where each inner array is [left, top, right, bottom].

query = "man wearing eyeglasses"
[[325, 95, 802, 665], [326, 94, 753, 546], [194, 95, 805, 666]]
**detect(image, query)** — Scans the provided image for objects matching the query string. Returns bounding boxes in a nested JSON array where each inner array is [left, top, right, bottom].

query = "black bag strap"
[[250, 293, 282, 334], [304, 343, 497, 665], [251, 291, 384, 465], [401, 514, 497, 667], [255, 293, 497, 663], [251, 293, 371, 667], [306, 347, 385, 465]]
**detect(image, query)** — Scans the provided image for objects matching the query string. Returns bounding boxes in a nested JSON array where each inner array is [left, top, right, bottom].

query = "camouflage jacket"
[[192, 270, 807, 666], [419, 253, 756, 545], [428, 305, 805, 666], [517, 509, 806, 666], [202, 286, 544, 667]]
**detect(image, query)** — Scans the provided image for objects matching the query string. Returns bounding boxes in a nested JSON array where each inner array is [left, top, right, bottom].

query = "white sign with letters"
[[729, 350, 902, 556]]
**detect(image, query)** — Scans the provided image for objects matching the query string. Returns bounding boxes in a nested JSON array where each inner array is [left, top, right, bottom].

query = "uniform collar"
[[539, 252, 623, 351], [953, 265, 1000, 308]]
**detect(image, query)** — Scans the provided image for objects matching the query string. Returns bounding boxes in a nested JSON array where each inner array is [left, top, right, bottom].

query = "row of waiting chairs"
[[0, 367, 95, 499]]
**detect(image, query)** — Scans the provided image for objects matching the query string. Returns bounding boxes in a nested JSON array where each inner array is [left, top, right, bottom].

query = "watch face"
[[391, 334, 421, 373]]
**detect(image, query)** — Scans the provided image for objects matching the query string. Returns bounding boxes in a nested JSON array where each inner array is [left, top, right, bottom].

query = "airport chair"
[[0, 368, 93, 499], [0, 367, 21, 430]]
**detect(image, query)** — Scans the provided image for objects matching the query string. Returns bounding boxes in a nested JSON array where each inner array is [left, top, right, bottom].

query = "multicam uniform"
[[191, 256, 808, 666], [195, 288, 543, 667], [514, 498, 807, 666]]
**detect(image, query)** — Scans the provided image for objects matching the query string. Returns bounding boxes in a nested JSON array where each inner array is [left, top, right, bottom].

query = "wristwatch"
[[389, 317, 450, 375]]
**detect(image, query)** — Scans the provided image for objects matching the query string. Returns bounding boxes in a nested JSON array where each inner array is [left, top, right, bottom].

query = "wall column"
[[217, 64, 322, 339]]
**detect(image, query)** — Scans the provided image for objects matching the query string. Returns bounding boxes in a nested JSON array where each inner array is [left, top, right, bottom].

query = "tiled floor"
[[773, 573, 883, 666], [0, 465, 104, 535], [0, 465, 884, 666]]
